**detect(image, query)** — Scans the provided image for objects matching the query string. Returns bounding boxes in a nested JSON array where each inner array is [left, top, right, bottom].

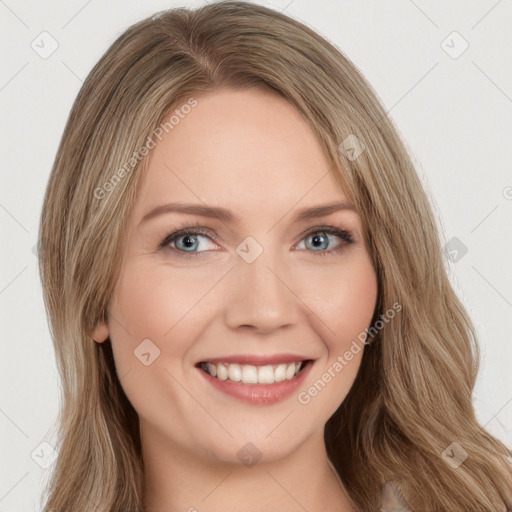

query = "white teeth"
[[228, 363, 242, 382], [274, 363, 287, 382], [207, 363, 217, 378], [216, 362, 228, 380], [285, 363, 296, 380], [257, 365, 275, 384], [241, 364, 258, 384], [201, 361, 306, 384]]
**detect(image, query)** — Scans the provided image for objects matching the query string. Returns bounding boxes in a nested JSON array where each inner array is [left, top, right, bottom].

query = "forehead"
[[132, 87, 352, 224]]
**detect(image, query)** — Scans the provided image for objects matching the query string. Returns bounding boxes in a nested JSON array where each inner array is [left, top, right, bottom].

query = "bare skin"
[[94, 87, 378, 511]]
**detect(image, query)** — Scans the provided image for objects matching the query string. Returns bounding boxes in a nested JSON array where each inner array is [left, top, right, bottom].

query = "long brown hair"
[[38, 1, 512, 510]]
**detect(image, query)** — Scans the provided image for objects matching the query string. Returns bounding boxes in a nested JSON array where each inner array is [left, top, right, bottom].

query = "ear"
[[92, 320, 109, 343]]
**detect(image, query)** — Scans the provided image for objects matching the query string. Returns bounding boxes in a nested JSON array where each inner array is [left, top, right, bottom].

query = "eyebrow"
[[138, 201, 358, 227]]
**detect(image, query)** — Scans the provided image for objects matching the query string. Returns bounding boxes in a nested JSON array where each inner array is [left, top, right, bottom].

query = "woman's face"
[[94, 87, 378, 465]]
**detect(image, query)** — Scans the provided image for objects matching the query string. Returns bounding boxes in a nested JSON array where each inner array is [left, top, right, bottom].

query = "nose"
[[224, 247, 301, 335]]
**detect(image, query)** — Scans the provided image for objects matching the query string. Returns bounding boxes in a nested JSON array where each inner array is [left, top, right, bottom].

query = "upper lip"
[[196, 353, 313, 366]]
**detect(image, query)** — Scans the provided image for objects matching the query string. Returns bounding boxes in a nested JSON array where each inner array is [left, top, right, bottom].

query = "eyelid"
[[158, 221, 219, 250], [295, 221, 354, 245]]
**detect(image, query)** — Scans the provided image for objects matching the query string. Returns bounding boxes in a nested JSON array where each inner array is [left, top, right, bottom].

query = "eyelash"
[[158, 220, 354, 259]]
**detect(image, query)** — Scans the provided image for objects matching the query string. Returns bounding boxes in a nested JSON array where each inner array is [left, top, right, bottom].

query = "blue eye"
[[171, 232, 216, 253], [159, 222, 354, 259], [297, 230, 349, 253]]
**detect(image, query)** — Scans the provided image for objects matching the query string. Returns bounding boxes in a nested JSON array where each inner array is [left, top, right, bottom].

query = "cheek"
[[107, 259, 219, 363], [105, 261, 220, 428], [302, 257, 378, 349], [112, 267, 174, 341], [294, 260, 377, 415]]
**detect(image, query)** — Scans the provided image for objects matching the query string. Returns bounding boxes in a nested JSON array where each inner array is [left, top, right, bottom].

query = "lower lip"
[[197, 361, 314, 405]]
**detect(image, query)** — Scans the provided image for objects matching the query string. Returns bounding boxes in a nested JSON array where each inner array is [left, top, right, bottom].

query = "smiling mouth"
[[196, 360, 311, 385]]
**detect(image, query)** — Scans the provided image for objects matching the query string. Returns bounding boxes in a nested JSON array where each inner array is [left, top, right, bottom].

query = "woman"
[[38, 1, 512, 510]]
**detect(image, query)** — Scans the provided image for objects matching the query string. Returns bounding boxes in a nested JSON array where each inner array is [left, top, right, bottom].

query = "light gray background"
[[1, 0, 511, 510]]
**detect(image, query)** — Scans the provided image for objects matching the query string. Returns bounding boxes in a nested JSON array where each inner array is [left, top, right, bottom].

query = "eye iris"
[[307, 232, 329, 251], [176, 234, 199, 251]]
